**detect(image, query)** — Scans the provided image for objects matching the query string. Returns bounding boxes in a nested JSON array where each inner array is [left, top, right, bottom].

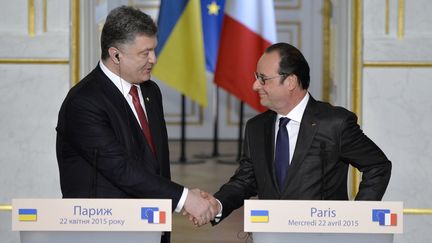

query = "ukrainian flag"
[[18, 208, 37, 221], [250, 210, 269, 223], [153, 0, 208, 107]]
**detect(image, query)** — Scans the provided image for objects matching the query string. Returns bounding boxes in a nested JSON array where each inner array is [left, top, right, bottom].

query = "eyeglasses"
[[254, 72, 290, 85]]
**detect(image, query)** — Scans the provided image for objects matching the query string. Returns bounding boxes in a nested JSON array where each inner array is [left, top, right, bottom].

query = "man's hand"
[[183, 188, 216, 226]]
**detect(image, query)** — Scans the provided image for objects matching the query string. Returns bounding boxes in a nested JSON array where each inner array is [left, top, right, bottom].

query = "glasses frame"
[[254, 72, 290, 85]]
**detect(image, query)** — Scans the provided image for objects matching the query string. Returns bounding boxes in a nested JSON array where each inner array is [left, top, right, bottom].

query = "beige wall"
[[351, 0, 432, 242]]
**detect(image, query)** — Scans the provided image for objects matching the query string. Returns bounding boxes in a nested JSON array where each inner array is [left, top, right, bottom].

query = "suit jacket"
[[56, 65, 183, 242], [214, 95, 391, 223]]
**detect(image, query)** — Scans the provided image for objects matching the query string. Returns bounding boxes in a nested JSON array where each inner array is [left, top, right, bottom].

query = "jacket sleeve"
[[213, 123, 258, 223], [339, 112, 392, 200]]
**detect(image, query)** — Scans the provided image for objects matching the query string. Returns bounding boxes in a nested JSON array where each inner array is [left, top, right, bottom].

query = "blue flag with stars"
[[201, 0, 225, 72]]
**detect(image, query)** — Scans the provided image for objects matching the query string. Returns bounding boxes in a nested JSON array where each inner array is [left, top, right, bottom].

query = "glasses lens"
[[254, 72, 265, 85]]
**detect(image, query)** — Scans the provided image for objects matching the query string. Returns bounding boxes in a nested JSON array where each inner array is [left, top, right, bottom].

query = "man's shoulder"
[[247, 110, 275, 126], [70, 67, 107, 95], [61, 67, 111, 109], [313, 100, 354, 117], [310, 100, 357, 126]]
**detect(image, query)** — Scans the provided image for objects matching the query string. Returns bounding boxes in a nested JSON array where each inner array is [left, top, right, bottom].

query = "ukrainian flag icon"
[[250, 210, 269, 223], [18, 209, 37, 222]]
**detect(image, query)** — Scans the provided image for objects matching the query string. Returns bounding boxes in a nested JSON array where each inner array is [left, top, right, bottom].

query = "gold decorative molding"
[[71, 0, 80, 86], [0, 205, 12, 211], [28, 0, 35, 37], [364, 61, 432, 68], [2, 202, 431, 215], [404, 208, 432, 215], [43, 0, 47, 32], [385, 0, 390, 35], [351, 0, 363, 199], [322, 0, 331, 103], [397, 0, 405, 39], [0, 58, 69, 64]]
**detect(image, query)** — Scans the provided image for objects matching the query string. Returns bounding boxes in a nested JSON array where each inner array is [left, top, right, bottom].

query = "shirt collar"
[[99, 61, 138, 98], [277, 92, 310, 123]]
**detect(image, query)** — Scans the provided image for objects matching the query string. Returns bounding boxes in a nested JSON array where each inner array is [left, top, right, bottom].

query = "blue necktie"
[[275, 117, 290, 189]]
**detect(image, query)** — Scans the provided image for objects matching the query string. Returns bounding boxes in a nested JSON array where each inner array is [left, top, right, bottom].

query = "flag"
[[141, 207, 166, 224], [153, 0, 208, 107], [214, 0, 277, 112], [18, 208, 37, 221], [149, 210, 166, 224], [250, 210, 269, 223], [201, 0, 226, 72], [372, 209, 397, 226]]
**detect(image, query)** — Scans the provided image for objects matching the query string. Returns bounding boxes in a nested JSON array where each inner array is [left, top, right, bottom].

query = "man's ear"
[[108, 47, 120, 64]]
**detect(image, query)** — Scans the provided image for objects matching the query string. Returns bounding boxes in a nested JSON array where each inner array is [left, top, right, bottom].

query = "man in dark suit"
[[56, 6, 216, 242], [205, 42, 391, 224]]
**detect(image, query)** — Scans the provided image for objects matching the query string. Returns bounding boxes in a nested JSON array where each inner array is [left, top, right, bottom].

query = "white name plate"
[[244, 200, 403, 234], [12, 199, 171, 232]]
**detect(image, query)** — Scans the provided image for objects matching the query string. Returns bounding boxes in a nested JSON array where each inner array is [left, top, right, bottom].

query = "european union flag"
[[141, 207, 159, 220], [201, 0, 225, 72], [372, 209, 390, 225]]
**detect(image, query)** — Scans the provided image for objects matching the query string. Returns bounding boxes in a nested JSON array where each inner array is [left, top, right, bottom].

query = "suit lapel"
[[96, 66, 158, 168], [96, 67, 143, 139], [282, 96, 319, 191]]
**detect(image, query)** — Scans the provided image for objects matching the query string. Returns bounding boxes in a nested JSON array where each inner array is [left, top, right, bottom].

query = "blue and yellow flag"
[[153, 0, 225, 107], [250, 210, 269, 223], [18, 208, 37, 221]]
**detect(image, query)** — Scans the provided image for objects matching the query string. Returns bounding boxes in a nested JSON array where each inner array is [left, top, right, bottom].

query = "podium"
[[12, 199, 171, 243], [244, 200, 403, 243]]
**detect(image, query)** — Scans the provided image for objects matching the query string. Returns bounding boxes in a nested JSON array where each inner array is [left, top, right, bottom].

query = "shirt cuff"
[[214, 199, 223, 222], [174, 187, 188, 213]]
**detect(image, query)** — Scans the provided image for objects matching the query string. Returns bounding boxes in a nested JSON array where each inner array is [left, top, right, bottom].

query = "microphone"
[[319, 142, 327, 200]]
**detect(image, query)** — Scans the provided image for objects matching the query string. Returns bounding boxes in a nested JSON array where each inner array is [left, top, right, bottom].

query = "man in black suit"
[[56, 6, 216, 241], [205, 42, 391, 224]]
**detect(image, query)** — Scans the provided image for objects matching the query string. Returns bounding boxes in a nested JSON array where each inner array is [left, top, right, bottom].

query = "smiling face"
[[117, 35, 157, 84], [252, 51, 294, 114]]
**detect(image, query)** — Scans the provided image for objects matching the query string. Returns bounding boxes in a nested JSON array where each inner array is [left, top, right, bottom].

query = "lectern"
[[12, 199, 171, 243], [244, 200, 403, 243]]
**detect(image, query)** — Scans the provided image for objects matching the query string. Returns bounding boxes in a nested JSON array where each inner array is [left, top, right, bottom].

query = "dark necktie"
[[129, 85, 156, 156], [275, 117, 290, 189]]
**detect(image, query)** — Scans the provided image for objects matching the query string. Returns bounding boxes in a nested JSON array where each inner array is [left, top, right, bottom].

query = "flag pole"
[[236, 101, 244, 161], [217, 100, 243, 164], [212, 87, 220, 157], [194, 86, 235, 159], [172, 95, 205, 164]]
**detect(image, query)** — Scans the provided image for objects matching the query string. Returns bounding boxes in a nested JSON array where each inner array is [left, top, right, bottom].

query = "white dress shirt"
[[275, 92, 310, 164]]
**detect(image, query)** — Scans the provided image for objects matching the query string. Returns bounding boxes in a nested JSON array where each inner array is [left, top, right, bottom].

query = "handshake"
[[182, 188, 221, 227]]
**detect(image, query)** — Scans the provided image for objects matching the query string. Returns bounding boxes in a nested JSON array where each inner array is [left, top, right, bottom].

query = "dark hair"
[[265, 42, 310, 89], [100, 6, 157, 60]]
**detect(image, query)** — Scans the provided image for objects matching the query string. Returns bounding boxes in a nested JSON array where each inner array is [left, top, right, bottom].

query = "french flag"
[[383, 213, 397, 226], [214, 0, 277, 112], [148, 210, 166, 224]]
